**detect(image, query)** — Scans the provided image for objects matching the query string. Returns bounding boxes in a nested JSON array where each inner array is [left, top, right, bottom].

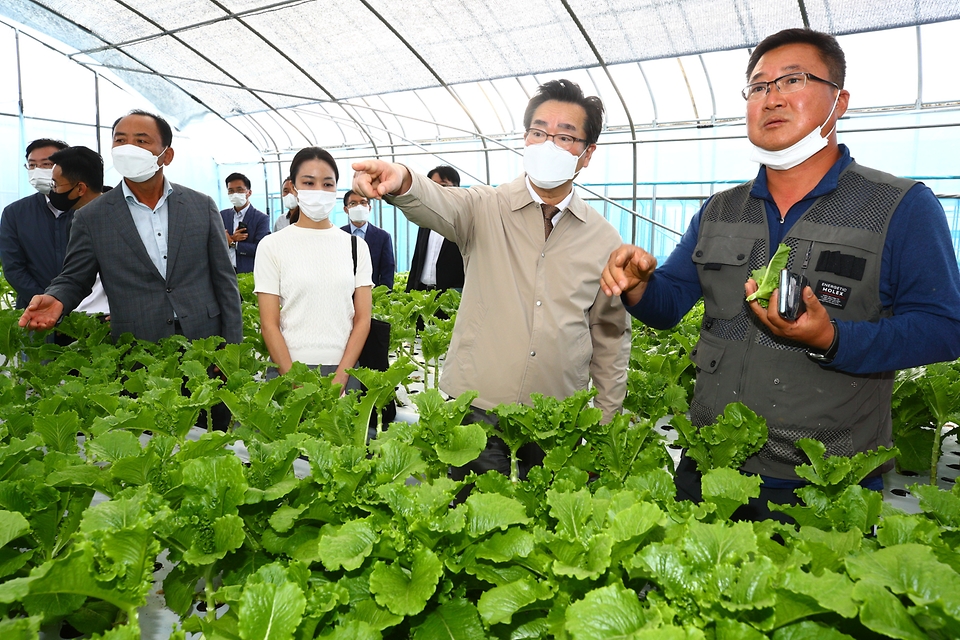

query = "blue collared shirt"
[[626, 144, 960, 375], [351, 221, 369, 239], [122, 178, 174, 277]]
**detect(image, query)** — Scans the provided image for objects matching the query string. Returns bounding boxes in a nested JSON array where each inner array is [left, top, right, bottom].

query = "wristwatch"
[[229, 241, 237, 248], [807, 319, 839, 364]]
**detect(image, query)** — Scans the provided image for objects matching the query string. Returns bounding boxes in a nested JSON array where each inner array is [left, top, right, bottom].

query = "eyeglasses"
[[741, 72, 839, 101], [25, 162, 55, 170], [348, 199, 369, 208], [524, 128, 587, 151]]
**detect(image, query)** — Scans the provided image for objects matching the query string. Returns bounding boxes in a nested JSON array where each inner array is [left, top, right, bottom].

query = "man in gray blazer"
[[19, 110, 242, 345]]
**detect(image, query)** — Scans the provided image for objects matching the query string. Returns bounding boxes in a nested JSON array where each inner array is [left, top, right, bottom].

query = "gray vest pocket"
[[693, 236, 755, 319]]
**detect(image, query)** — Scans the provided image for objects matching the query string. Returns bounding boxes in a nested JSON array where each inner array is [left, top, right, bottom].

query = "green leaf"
[[323, 620, 381, 640], [746, 243, 791, 305], [464, 493, 530, 538], [684, 520, 757, 569], [846, 544, 960, 618], [34, 411, 80, 454], [375, 439, 426, 485], [771, 621, 856, 640], [341, 599, 403, 631], [0, 615, 42, 639], [780, 567, 857, 619], [434, 422, 487, 467], [474, 528, 535, 563], [852, 581, 927, 640], [369, 547, 443, 617], [86, 430, 142, 463], [0, 509, 30, 548], [317, 519, 378, 571], [564, 583, 647, 640], [238, 565, 307, 640], [547, 488, 592, 540], [412, 598, 486, 640], [714, 619, 767, 639], [701, 468, 761, 521], [607, 500, 664, 543], [912, 482, 960, 527], [478, 576, 553, 625], [550, 534, 613, 580], [673, 403, 767, 473]]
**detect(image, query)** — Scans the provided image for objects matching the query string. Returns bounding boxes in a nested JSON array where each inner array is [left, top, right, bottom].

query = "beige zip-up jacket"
[[389, 172, 630, 422]]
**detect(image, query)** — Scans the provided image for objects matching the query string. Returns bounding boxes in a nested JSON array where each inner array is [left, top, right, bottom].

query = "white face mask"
[[748, 92, 840, 171], [524, 141, 586, 190], [282, 193, 298, 211], [347, 204, 370, 224], [296, 189, 337, 221], [112, 144, 167, 183], [27, 168, 54, 194], [228, 192, 248, 208]]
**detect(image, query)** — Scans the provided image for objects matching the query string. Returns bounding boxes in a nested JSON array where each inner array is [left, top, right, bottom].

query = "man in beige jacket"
[[353, 79, 630, 483]]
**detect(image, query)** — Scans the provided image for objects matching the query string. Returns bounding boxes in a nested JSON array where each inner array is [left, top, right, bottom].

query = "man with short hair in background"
[[0, 138, 70, 309], [406, 166, 465, 293], [47, 146, 110, 316], [220, 172, 271, 274], [341, 189, 395, 289]]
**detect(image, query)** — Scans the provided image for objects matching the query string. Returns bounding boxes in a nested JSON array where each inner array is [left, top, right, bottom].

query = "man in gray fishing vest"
[[601, 28, 960, 521]]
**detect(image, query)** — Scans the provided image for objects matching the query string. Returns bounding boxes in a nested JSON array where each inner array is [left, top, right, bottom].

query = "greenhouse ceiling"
[[3, 0, 960, 157]]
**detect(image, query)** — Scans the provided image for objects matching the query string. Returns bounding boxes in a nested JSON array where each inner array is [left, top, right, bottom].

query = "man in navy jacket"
[[0, 138, 70, 308], [220, 172, 270, 274], [341, 190, 395, 289]]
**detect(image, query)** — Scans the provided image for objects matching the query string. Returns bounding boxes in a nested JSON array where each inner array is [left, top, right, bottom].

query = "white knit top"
[[254, 225, 373, 366]]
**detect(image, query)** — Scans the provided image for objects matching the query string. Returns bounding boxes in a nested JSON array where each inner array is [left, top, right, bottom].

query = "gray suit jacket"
[[46, 181, 243, 343]]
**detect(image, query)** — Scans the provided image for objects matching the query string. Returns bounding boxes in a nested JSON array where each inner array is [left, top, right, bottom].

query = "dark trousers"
[[449, 407, 545, 502], [673, 454, 801, 524]]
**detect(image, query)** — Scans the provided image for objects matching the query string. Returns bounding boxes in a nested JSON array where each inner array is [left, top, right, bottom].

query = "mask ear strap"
[[821, 91, 841, 138]]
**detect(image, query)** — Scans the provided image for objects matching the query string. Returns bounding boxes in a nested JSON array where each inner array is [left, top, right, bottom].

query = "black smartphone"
[[236, 221, 248, 231], [777, 268, 808, 321]]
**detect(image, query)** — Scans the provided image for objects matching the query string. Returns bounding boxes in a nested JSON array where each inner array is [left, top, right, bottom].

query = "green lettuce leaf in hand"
[[746, 243, 791, 307]]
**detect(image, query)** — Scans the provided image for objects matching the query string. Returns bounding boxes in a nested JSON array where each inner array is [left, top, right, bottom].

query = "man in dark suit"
[[0, 138, 69, 309], [341, 190, 395, 289], [19, 110, 242, 345], [407, 166, 465, 292], [220, 172, 270, 274]]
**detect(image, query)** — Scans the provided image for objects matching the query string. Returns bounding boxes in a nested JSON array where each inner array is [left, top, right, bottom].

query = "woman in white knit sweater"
[[254, 147, 373, 390]]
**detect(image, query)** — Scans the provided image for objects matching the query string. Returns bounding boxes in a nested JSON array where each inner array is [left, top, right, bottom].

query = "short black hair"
[[25, 138, 68, 159], [747, 29, 846, 89], [427, 165, 460, 187], [112, 109, 174, 148], [225, 172, 251, 189], [522, 79, 604, 146], [342, 189, 368, 207], [49, 146, 104, 192], [289, 147, 339, 183]]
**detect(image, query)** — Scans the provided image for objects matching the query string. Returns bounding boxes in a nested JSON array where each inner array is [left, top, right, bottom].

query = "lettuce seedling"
[[745, 243, 791, 307]]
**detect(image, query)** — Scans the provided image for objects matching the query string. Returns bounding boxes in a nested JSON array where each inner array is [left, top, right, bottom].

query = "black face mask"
[[48, 183, 81, 212]]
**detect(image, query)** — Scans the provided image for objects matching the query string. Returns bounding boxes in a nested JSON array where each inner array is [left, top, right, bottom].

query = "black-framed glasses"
[[741, 72, 839, 101], [25, 162, 55, 170], [524, 128, 587, 151]]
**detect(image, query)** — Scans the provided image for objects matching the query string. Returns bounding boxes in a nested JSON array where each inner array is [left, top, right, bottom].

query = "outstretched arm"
[[352, 160, 411, 200], [601, 244, 658, 306], [19, 294, 64, 331]]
